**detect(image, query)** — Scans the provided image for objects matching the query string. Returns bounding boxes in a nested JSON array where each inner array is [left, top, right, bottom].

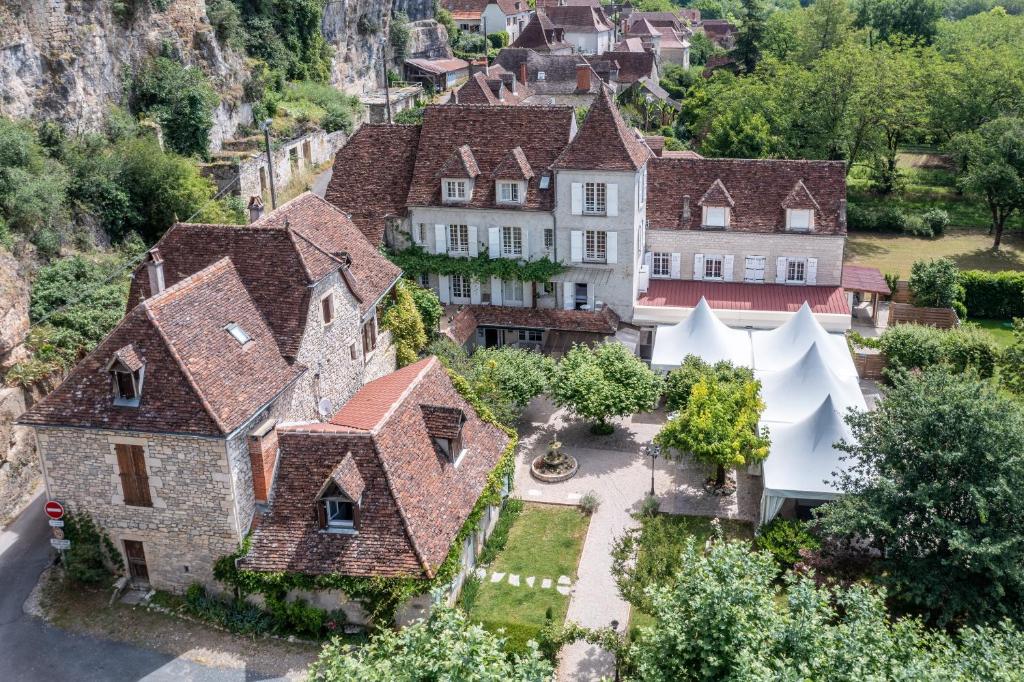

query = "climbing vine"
[[214, 367, 518, 628], [388, 245, 566, 283]]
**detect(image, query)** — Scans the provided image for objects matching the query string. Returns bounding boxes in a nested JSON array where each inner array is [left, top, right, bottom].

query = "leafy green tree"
[[308, 606, 553, 681], [854, 0, 943, 44], [816, 367, 1024, 626], [380, 279, 428, 367], [949, 117, 1024, 249], [127, 56, 219, 158], [908, 257, 964, 308], [702, 108, 780, 158], [549, 342, 662, 434], [235, 0, 333, 82], [469, 346, 553, 425], [687, 31, 720, 67], [1001, 319, 1024, 396], [629, 537, 1024, 681], [656, 375, 769, 488], [0, 118, 69, 255], [734, 0, 771, 73], [408, 282, 442, 339], [663, 355, 754, 411]]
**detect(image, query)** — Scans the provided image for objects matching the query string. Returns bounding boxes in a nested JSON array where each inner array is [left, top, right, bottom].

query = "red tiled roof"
[[647, 157, 847, 234], [439, 144, 481, 179], [511, 12, 572, 52], [21, 259, 304, 436], [552, 86, 653, 171], [324, 453, 366, 501], [536, 0, 601, 7], [841, 265, 890, 295], [329, 358, 435, 431], [544, 5, 614, 31], [405, 58, 470, 75], [241, 358, 509, 579], [445, 304, 620, 344], [637, 280, 850, 315], [492, 146, 535, 180], [454, 71, 532, 106], [325, 124, 421, 247], [443, 0, 528, 14], [407, 104, 575, 210], [128, 194, 400, 357], [591, 51, 657, 84]]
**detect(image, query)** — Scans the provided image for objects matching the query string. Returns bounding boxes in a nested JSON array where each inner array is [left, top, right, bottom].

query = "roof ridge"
[[370, 357, 437, 435], [142, 256, 234, 306]]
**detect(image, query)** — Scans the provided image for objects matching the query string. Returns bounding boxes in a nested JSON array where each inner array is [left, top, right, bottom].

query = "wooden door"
[[124, 540, 149, 581]]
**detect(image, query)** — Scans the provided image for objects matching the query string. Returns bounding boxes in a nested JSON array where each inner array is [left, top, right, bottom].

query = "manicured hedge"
[[879, 323, 1000, 378], [960, 270, 1024, 319]]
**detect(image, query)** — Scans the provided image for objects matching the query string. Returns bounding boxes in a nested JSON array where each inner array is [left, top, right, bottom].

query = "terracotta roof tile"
[[552, 86, 653, 171], [420, 404, 465, 439], [241, 358, 509, 578], [699, 178, 735, 207], [444, 305, 619, 344], [405, 57, 470, 75], [591, 51, 657, 84], [841, 265, 890, 295], [320, 453, 366, 502], [439, 144, 481, 179], [21, 259, 303, 435], [638, 280, 850, 315], [110, 344, 144, 372], [492, 146, 535, 180], [647, 157, 847, 233], [328, 358, 434, 431], [325, 124, 421, 247], [544, 5, 614, 31], [510, 12, 572, 52], [781, 179, 822, 212]]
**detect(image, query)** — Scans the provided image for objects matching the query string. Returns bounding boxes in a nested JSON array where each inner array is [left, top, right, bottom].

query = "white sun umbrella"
[[651, 297, 751, 372], [760, 394, 856, 523], [758, 341, 867, 424], [751, 302, 856, 377]]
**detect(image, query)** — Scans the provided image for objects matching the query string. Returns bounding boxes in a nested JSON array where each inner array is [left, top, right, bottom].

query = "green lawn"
[[968, 319, 1017, 349], [462, 502, 590, 654], [623, 514, 754, 638], [845, 230, 1024, 276]]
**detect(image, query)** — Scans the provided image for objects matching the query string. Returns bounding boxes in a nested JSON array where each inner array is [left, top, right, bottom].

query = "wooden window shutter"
[[116, 444, 135, 504], [352, 501, 361, 531], [315, 500, 327, 529], [116, 444, 152, 507], [132, 446, 152, 506]]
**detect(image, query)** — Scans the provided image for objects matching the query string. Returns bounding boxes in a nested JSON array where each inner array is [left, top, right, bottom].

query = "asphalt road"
[[0, 495, 282, 681]]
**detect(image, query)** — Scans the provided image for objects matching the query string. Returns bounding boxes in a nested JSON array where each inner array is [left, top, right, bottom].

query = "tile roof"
[[325, 124, 421, 247], [552, 86, 653, 171], [495, 49, 602, 95], [241, 357, 509, 578], [591, 51, 657, 84], [613, 37, 647, 52], [782, 179, 822, 211], [439, 144, 481, 179], [637, 280, 850, 315], [443, 0, 527, 14], [646, 157, 847, 233], [420, 404, 465, 439], [841, 265, 890, 295], [627, 16, 660, 36], [454, 70, 532, 106], [127, 194, 401, 356], [492, 146, 535, 179], [700, 178, 735, 207], [328, 359, 436, 431], [21, 259, 304, 436], [536, 0, 602, 6], [444, 304, 620, 344], [510, 12, 572, 52], [544, 5, 614, 31], [110, 344, 144, 372], [407, 104, 575, 210], [405, 58, 470, 75], [322, 453, 366, 502]]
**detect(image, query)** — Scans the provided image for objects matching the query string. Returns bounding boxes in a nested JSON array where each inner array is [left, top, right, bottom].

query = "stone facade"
[[235, 129, 351, 206], [645, 230, 846, 286], [35, 427, 240, 591]]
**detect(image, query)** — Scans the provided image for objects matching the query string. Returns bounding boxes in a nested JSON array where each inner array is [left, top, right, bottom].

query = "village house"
[[510, 10, 574, 54], [453, 65, 533, 105], [494, 48, 605, 107], [624, 12, 692, 68], [543, 4, 617, 55], [239, 356, 510, 624], [18, 193, 401, 591], [441, 0, 532, 42]]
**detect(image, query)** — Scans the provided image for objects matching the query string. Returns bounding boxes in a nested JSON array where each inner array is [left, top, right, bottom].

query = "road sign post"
[[44, 500, 64, 520]]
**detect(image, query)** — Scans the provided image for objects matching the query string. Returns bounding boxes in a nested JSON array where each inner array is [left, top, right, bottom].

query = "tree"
[[380, 279, 428, 367], [309, 607, 553, 681], [408, 283, 442, 339], [734, 0, 771, 73], [908, 257, 964, 309], [628, 538, 1024, 681], [949, 117, 1024, 249], [1001, 319, 1024, 396], [469, 345, 553, 426], [0, 118, 69, 255], [854, 0, 943, 44], [127, 56, 219, 158], [656, 375, 768, 488], [548, 342, 662, 434], [663, 355, 754, 411], [816, 367, 1024, 626]]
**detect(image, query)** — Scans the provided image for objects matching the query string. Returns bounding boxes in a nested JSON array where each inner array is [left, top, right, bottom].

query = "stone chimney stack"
[[576, 64, 591, 92], [146, 247, 165, 296], [247, 195, 265, 223]]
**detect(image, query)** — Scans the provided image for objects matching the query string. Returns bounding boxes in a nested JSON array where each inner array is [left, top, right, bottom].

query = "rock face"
[[407, 19, 452, 61], [0, 387, 39, 526], [0, 0, 251, 149], [0, 249, 30, 371]]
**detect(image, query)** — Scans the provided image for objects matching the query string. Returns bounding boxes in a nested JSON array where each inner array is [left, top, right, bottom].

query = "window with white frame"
[[501, 226, 523, 257], [704, 255, 724, 280], [584, 230, 607, 263], [584, 182, 607, 215], [544, 227, 554, 253], [652, 252, 671, 278], [447, 224, 469, 253], [518, 329, 543, 343], [498, 181, 521, 204], [502, 279, 524, 304], [703, 206, 728, 228], [444, 180, 468, 202], [418, 272, 430, 288], [786, 258, 807, 283], [326, 498, 356, 529], [451, 274, 472, 301], [744, 255, 766, 283], [787, 209, 813, 231]]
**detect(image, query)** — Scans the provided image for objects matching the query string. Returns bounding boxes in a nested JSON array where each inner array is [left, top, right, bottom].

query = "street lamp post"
[[643, 443, 661, 497], [259, 118, 278, 210]]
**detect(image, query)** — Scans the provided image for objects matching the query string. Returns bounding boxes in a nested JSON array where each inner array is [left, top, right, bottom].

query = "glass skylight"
[[225, 323, 251, 345]]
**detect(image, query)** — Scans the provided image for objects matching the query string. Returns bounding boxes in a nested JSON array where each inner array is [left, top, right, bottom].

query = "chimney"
[[146, 247, 165, 296], [608, 59, 620, 84], [247, 418, 278, 503], [682, 196, 691, 223], [333, 250, 352, 268], [247, 195, 265, 223], [519, 61, 528, 86], [576, 63, 591, 92]]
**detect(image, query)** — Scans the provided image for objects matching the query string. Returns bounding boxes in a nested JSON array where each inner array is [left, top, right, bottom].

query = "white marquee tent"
[[650, 298, 751, 372], [758, 342, 866, 424], [760, 395, 855, 523], [751, 302, 857, 377]]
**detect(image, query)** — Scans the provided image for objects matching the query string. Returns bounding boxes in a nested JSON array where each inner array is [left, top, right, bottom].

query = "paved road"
[[0, 494, 280, 681]]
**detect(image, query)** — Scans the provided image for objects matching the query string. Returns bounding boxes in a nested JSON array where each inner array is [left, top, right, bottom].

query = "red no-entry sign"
[[44, 500, 64, 520]]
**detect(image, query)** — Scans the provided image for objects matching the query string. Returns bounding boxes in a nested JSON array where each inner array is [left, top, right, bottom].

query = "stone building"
[[19, 193, 401, 591]]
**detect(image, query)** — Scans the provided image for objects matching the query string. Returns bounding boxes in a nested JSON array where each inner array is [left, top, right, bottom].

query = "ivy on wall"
[[214, 367, 518, 628], [388, 245, 567, 283]]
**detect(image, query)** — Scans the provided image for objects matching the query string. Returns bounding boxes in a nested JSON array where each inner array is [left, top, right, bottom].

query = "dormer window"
[[421, 404, 468, 467], [787, 208, 813, 232], [225, 322, 251, 345], [703, 206, 729, 229], [316, 455, 364, 533], [444, 179, 468, 202], [498, 181, 522, 204], [107, 345, 145, 407]]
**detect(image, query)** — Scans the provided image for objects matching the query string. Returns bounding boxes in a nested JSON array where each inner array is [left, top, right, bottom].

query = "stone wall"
[[34, 427, 240, 592], [646, 230, 846, 286], [233, 129, 350, 205], [363, 330, 397, 383]]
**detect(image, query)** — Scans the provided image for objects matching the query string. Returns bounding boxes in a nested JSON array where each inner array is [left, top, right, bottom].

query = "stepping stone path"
[[474, 571, 572, 592]]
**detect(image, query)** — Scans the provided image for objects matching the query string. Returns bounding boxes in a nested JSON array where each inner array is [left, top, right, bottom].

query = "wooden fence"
[[888, 303, 960, 329], [853, 350, 887, 380], [890, 280, 912, 304]]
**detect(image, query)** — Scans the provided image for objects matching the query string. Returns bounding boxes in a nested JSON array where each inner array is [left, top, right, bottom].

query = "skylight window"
[[225, 323, 251, 345], [539, 174, 551, 190]]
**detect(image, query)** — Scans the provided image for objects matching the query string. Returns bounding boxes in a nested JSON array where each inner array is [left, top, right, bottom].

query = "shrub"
[[183, 583, 275, 636], [62, 512, 123, 585], [409, 282, 442, 338], [941, 324, 1000, 378], [127, 56, 219, 157], [755, 518, 820, 571], [1001, 319, 1024, 395], [903, 215, 933, 238], [389, 12, 411, 60], [487, 31, 510, 49], [960, 270, 1024, 319], [909, 258, 964, 310], [458, 574, 481, 611], [579, 491, 601, 515], [846, 202, 878, 231], [879, 324, 945, 372], [639, 494, 661, 517], [477, 498, 524, 566], [876, 205, 911, 232], [884, 271, 900, 295], [380, 279, 428, 367], [921, 207, 950, 236]]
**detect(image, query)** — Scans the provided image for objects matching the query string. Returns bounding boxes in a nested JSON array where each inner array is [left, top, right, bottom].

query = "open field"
[[845, 230, 1024, 276]]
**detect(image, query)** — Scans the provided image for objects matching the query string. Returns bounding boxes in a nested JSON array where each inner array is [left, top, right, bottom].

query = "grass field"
[[463, 502, 590, 654], [968, 319, 1018, 348], [845, 230, 1024, 276]]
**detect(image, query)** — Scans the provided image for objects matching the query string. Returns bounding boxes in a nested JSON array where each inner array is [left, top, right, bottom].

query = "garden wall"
[[889, 303, 959, 329]]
